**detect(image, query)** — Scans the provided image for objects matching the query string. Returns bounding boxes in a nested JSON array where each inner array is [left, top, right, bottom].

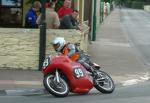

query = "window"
[[0, 0, 23, 27], [1, 0, 21, 7]]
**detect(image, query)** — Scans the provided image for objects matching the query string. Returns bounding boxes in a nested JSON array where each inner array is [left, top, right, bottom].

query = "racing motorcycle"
[[41, 52, 115, 97]]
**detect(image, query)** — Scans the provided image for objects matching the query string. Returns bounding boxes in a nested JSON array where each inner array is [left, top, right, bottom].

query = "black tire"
[[43, 74, 69, 97], [94, 70, 115, 93]]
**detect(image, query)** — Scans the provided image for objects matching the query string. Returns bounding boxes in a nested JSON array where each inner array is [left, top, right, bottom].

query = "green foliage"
[[55, 0, 65, 11], [104, 0, 111, 3], [132, 1, 144, 9], [114, 0, 149, 8], [125, 0, 133, 7]]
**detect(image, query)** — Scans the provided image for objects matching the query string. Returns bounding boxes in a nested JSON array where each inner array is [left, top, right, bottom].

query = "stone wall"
[[0, 27, 89, 70]]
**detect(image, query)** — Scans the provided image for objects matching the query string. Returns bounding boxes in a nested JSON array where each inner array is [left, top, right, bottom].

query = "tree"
[[55, 0, 64, 11]]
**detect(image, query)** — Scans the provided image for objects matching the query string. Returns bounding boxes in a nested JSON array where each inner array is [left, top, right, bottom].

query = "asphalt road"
[[0, 81, 150, 103], [121, 9, 150, 66]]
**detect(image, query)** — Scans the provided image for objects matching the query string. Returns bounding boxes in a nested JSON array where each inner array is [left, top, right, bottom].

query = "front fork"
[[54, 69, 60, 83]]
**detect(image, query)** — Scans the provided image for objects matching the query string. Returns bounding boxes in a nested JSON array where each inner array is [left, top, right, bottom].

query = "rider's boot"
[[78, 60, 96, 75]]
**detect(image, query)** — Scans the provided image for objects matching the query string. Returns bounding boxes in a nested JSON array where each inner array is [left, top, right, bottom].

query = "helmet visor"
[[53, 43, 60, 51]]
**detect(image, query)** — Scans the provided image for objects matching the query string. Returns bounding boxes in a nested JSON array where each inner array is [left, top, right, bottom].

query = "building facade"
[[0, 0, 98, 26]]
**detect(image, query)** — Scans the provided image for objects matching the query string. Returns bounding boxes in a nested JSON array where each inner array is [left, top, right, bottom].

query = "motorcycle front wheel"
[[94, 70, 115, 93], [43, 74, 69, 97]]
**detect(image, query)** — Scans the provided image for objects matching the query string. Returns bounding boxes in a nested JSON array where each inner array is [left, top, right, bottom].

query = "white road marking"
[[121, 73, 150, 86]]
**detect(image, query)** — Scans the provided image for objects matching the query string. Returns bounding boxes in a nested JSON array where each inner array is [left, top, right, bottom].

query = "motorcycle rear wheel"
[[94, 70, 115, 93], [43, 74, 69, 97]]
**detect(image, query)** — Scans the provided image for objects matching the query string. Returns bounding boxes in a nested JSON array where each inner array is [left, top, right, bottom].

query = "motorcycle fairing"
[[42, 55, 93, 94]]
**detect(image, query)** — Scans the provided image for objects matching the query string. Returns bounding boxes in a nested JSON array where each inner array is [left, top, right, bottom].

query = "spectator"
[[57, 0, 73, 20], [25, 1, 41, 28], [45, 0, 58, 8], [104, 2, 108, 19], [36, 2, 60, 29], [59, 10, 80, 30]]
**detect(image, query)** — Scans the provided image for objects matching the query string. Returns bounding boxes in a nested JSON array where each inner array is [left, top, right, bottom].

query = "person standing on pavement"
[[25, 1, 41, 28], [59, 9, 81, 30], [36, 2, 60, 29], [57, 0, 73, 20]]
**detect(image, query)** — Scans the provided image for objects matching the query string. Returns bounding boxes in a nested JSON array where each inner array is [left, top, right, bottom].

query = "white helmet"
[[52, 37, 66, 52]]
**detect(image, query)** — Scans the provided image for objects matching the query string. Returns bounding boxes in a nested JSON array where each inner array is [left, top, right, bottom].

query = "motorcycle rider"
[[51, 37, 93, 73]]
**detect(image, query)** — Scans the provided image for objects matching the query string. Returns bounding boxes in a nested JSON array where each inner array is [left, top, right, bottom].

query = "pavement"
[[0, 8, 150, 96], [88, 8, 150, 85]]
